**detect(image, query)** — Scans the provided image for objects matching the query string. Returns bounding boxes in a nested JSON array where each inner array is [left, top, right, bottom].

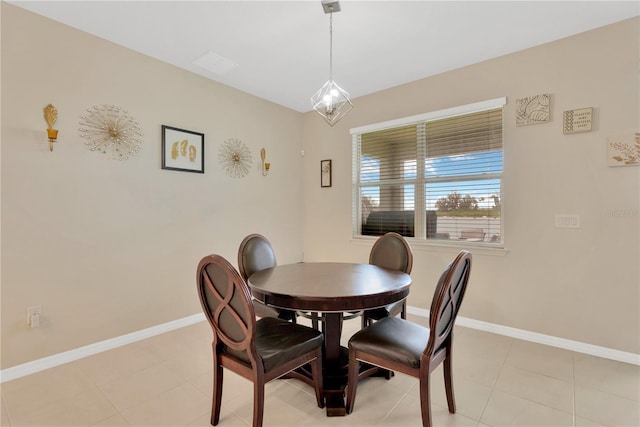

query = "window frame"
[[351, 97, 507, 248]]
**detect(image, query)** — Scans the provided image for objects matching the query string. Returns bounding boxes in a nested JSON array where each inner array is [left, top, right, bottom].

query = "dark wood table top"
[[247, 262, 412, 313]]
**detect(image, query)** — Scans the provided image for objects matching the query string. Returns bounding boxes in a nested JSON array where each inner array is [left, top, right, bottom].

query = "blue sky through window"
[[361, 150, 502, 210]]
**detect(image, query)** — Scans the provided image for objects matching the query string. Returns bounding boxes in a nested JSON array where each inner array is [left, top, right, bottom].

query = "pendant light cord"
[[329, 10, 333, 81]]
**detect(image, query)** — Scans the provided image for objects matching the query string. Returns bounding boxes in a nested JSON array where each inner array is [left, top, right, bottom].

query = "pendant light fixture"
[[311, 0, 353, 126]]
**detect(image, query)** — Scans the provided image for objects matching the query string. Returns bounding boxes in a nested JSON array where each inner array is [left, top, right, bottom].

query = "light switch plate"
[[555, 214, 580, 228]]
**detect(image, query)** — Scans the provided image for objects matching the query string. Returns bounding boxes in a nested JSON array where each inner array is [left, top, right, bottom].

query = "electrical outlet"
[[27, 305, 42, 328]]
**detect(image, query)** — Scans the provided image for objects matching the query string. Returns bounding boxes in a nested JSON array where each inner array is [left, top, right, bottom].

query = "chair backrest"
[[238, 234, 277, 281], [425, 250, 472, 358], [369, 232, 413, 274], [197, 254, 259, 367]]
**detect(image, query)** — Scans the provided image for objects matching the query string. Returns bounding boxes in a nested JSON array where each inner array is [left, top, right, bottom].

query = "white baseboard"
[[2, 308, 638, 383], [407, 306, 640, 366], [0, 313, 205, 383]]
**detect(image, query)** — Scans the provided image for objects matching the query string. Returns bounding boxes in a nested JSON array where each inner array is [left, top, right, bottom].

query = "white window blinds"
[[352, 98, 505, 246]]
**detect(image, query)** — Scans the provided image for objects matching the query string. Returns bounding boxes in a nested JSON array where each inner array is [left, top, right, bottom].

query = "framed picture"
[[162, 125, 204, 173], [321, 159, 332, 187]]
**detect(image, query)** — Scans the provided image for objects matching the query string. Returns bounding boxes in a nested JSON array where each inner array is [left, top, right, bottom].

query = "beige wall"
[[1, 4, 305, 369], [2, 4, 638, 370], [302, 17, 640, 354]]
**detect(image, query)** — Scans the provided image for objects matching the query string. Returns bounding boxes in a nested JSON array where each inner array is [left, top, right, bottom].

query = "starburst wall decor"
[[79, 104, 144, 160], [218, 138, 252, 178]]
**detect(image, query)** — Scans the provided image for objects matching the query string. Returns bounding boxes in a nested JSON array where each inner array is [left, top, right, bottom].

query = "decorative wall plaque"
[[563, 108, 593, 134], [607, 133, 640, 167], [515, 93, 550, 126]]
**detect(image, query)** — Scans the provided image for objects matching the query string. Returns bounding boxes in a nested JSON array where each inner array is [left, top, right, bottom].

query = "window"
[[352, 98, 505, 246]]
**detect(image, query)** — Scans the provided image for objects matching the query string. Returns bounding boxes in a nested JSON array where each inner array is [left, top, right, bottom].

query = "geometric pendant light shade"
[[311, 0, 353, 126]]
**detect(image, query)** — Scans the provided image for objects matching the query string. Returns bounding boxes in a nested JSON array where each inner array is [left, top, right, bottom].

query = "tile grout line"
[[382, 379, 418, 423], [476, 335, 514, 426]]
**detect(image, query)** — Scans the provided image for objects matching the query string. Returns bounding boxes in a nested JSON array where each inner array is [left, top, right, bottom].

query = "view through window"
[[352, 98, 505, 246]]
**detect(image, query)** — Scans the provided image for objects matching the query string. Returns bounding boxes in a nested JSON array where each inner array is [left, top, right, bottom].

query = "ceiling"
[[9, 1, 639, 113]]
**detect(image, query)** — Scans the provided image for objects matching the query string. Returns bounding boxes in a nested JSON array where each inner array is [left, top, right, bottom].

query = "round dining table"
[[248, 262, 412, 416]]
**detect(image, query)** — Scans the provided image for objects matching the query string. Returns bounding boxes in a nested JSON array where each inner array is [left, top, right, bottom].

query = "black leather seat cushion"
[[225, 316, 323, 372], [348, 317, 429, 369], [252, 299, 297, 321], [364, 300, 404, 321]]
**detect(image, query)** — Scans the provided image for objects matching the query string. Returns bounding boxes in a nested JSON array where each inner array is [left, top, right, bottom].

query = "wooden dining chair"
[[197, 254, 325, 427], [361, 232, 413, 328], [346, 250, 472, 427], [238, 233, 297, 323]]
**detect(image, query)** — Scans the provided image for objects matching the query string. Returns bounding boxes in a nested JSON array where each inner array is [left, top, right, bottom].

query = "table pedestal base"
[[322, 345, 349, 416], [249, 263, 411, 417], [289, 345, 392, 417], [324, 391, 347, 416]]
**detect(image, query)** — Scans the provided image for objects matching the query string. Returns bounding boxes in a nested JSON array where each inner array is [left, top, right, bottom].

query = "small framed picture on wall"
[[321, 159, 332, 188]]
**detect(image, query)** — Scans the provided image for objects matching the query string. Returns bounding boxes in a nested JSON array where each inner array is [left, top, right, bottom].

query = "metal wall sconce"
[[260, 148, 271, 176], [43, 104, 59, 151]]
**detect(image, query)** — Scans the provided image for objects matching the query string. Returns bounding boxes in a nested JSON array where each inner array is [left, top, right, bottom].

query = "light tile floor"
[[2, 315, 639, 426]]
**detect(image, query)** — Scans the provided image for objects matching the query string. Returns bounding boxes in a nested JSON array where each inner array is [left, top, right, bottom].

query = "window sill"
[[351, 236, 509, 256]]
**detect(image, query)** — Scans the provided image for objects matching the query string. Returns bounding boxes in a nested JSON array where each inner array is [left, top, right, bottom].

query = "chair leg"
[[383, 368, 393, 380], [310, 353, 325, 408], [345, 351, 360, 414], [419, 373, 432, 427], [443, 352, 456, 413], [211, 363, 223, 426], [400, 300, 407, 319], [253, 380, 265, 427], [311, 312, 319, 330]]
